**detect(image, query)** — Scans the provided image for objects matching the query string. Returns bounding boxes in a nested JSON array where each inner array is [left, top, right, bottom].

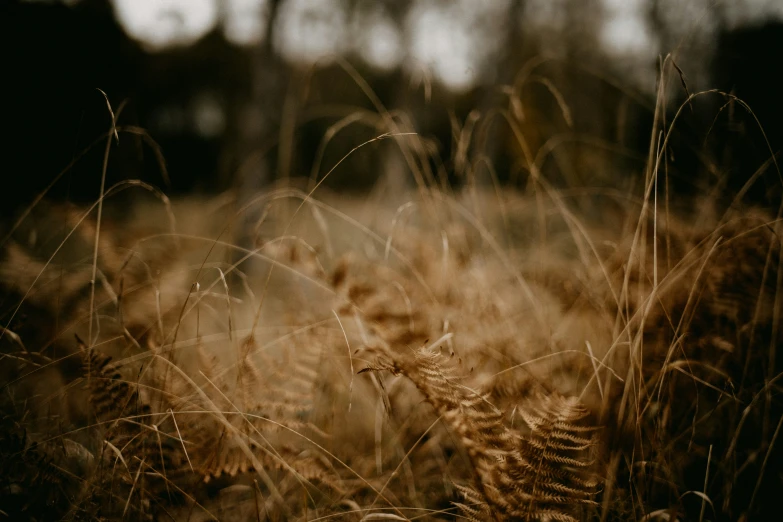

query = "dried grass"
[[1, 58, 781, 521]]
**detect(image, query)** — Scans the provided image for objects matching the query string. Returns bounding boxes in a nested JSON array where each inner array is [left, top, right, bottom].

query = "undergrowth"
[[1, 57, 781, 521]]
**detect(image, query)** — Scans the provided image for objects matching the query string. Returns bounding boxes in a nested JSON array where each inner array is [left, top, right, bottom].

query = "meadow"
[[1, 58, 781, 521]]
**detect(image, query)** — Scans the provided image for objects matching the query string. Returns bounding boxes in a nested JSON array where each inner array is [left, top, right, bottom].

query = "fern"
[[361, 348, 598, 521]]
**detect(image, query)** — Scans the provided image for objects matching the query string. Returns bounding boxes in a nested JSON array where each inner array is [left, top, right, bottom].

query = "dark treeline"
[[3, 0, 783, 219]]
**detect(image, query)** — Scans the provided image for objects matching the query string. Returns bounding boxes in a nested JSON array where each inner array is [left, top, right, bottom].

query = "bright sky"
[[352, 4, 403, 72], [272, 0, 348, 64], [104, 0, 783, 91], [406, 0, 511, 92], [111, 0, 218, 50], [601, 0, 656, 57]]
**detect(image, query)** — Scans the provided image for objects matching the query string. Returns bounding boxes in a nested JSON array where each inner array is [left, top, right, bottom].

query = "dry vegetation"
[[1, 60, 782, 521]]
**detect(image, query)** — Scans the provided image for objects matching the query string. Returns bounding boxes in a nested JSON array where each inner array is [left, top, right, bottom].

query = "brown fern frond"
[[362, 346, 599, 521], [494, 393, 599, 521], [80, 345, 150, 435], [78, 345, 183, 520]]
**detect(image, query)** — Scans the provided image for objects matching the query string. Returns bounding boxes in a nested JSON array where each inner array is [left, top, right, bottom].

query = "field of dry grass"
[[1, 60, 781, 521]]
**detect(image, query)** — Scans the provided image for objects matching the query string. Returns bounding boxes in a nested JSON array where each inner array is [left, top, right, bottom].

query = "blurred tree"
[[3, 0, 783, 221]]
